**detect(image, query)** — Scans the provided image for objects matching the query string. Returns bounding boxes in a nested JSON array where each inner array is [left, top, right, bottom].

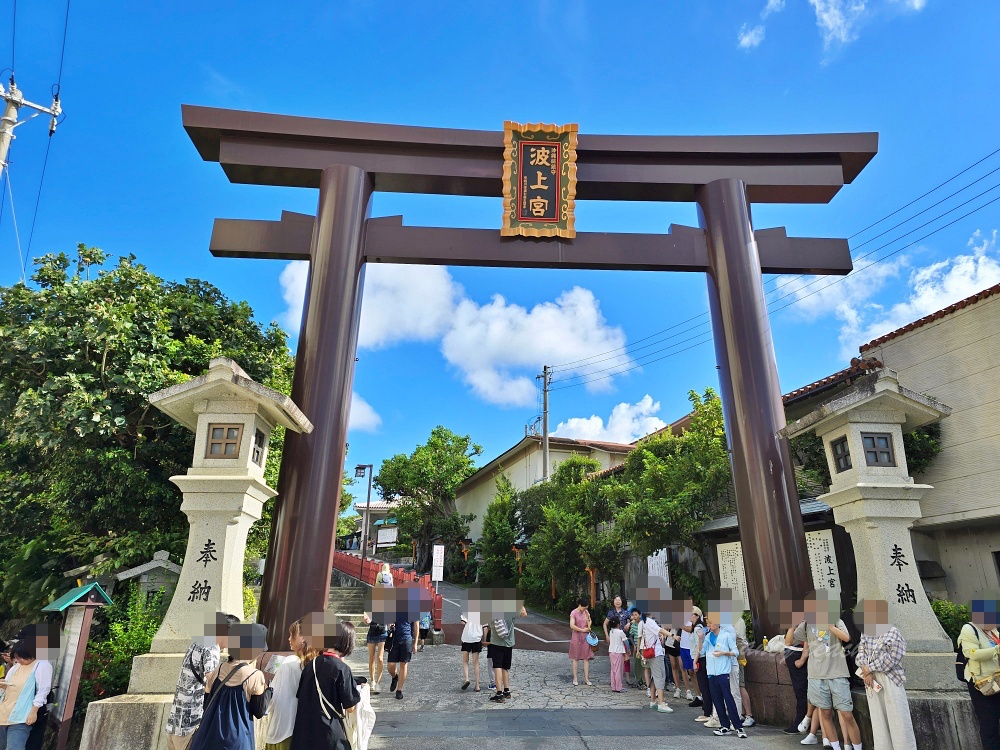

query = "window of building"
[[251, 429, 267, 466], [831, 436, 852, 473], [207, 424, 242, 458], [861, 432, 896, 467]]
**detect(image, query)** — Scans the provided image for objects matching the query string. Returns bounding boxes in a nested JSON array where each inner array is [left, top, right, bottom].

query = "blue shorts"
[[681, 648, 694, 670]]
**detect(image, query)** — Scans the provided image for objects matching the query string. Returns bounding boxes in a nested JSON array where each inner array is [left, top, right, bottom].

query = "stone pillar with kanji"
[[783, 369, 957, 692], [128, 357, 312, 693]]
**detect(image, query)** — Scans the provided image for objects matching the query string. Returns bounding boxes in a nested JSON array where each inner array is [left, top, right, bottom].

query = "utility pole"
[[541, 364, 551, 481], [0, 77, 62, 169], [355, 463, 374, 566]]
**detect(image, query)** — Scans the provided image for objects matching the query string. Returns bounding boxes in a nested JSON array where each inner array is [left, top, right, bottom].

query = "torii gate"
[[182, 105, 877, 647]]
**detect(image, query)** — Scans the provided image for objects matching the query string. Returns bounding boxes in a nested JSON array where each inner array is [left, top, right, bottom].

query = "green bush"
[[931, 599, 971, 644], [243, 585, 258, 622], [742, 610, 755, 645], [76, 584, 165, 716]]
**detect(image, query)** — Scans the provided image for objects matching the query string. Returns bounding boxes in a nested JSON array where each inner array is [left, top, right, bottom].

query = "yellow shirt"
[[958, 624, 1000, 681]]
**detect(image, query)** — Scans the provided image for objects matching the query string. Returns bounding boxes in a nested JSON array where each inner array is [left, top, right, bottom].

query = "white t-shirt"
[[263, 655, 301, 744], [642, 618, 664, 658], [609, 628, 628, 654], [461, 611, 484, 643], [679, 627, 692, 651]]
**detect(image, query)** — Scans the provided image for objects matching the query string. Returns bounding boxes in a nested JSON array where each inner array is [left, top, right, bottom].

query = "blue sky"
[[3, 1, 999, 508]]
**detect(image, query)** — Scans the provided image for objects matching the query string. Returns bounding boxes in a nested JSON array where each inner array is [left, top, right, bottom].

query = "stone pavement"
[[343, 642, 812, 749]]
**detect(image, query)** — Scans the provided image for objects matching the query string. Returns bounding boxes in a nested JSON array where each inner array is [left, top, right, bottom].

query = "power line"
[[24, 137, 51, 259], [548, 146, 1000, 374], [5, 167, 26, 282], [55, 0, 71, 91]]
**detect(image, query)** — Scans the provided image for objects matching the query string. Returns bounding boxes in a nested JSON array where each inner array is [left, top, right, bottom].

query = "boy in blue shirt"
[[695, 617, 747, 738]]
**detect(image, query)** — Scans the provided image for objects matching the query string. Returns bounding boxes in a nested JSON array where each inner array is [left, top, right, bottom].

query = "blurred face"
[[972, 600, 1000, 630], [14, 655, 32, 665], [862, 599, 891, 637]]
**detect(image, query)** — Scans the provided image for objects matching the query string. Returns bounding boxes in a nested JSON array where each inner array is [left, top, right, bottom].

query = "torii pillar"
[[182, 106, 878, 645]]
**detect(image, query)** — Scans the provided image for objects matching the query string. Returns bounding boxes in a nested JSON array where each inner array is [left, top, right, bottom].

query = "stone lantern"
[[783, 368, 956, 691], [128, 357, 312, 693]]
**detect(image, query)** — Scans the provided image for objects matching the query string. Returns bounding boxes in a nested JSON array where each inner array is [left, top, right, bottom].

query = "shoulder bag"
[[314, 657, 361, 750], [640, 624, 655, 660]]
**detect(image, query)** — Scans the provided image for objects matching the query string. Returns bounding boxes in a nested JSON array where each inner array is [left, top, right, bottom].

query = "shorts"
[[807, 676, 853, 712], [487, 644, 513, 671], [388, 638, 413, 664], [461, 640, 483, 653], [665, 644, 681, 657], [419, 627, 431, 640], [366, 624, 388, 644], [681, 648, 694, 670], [739, 663, 746, 688], [648, 654, 667, 690]]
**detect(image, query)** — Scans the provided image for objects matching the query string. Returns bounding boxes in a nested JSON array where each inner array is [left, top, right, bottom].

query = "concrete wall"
[[864, 294, 1000, 602]]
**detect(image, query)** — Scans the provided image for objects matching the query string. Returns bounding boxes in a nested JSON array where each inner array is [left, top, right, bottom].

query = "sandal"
[[573, 681, 579, 687], [585, 681, 594, 686], [462, 680, 470, 691]]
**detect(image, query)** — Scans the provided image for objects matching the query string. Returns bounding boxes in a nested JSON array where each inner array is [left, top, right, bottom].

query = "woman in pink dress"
[[569, 596, 594, 686]]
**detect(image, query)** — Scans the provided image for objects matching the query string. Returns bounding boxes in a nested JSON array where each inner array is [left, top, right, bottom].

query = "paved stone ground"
[[344, 643, 812, 748]]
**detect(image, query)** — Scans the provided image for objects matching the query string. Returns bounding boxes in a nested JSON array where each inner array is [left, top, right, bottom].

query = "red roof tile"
[[859, 282, 1000, 352], [781, 356, 883, 406]]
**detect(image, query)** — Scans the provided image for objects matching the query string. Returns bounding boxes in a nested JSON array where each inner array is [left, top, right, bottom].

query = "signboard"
[[717, 530, 841, 604], [376, 526, 398, 548], [501, 121, 578, 239], [646, 549, 670, 587], [431, 543, 445, 583], [716, 541, 750, 606], [51, 606, 85, 717]]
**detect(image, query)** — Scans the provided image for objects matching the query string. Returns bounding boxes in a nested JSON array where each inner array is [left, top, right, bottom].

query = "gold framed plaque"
[[501, 121, 578, 239]]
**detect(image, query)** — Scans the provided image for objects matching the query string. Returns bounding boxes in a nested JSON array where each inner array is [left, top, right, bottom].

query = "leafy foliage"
[[375, 426, 482, 573], [478, 474, 518, 585], [76, 583, 165, 714], [613, 389, 730, 589], [0, 247, 294, 616], [930, 598, 971, 645], [790, 431, 832, 493], [903, 422, 942, 476]]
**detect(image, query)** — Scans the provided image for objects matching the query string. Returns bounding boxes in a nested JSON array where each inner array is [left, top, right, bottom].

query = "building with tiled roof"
[[455, 434, 633, 539]]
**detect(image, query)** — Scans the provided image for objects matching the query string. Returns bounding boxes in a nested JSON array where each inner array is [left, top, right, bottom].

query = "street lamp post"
[[355, 464, 373, 567]]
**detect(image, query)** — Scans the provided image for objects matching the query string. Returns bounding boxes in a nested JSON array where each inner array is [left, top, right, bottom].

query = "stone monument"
[[782, 368, 956, 689], [79, 358, 311, 750]]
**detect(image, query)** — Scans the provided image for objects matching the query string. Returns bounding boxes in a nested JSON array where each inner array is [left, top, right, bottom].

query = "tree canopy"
[[0, 247, 294, 616], [374, 425, 482, 573]]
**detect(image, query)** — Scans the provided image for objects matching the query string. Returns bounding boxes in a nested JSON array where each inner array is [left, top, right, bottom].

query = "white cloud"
[[776, 230, 1000, 358], [848, 230, 1000, 351], [891, 0, 926, 9], [358, 265, 461, 349], [762, 0, 786, 17], [441, 287, 631, 408], [278, 262, 632, 409], [553, 395, 666, 444], [348, 392, 382, 432], [809, 0, 868, 47], [738, 24, 766, 49], [278, 260, 309, 331]]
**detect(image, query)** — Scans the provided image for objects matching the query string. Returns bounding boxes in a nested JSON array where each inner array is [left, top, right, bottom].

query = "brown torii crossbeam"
[[182, 104, 877, 646]]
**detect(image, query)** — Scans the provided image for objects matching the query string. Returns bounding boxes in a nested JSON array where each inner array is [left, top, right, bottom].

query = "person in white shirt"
[[607, 616, 628, 692], [263, 620, 306, 750], [459, 592, 486, 693], [641, 613, 675, 713]]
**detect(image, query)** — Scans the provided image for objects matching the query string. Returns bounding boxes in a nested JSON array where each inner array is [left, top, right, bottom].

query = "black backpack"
[[956, 622, 976, 682]]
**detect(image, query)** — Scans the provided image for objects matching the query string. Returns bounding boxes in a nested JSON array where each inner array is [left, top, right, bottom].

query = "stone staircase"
[[327, 585, 368, 628]]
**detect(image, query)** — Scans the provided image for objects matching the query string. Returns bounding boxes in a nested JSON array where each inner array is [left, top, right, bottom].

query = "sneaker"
[[784, 725, 801, 735], [713, 728, 733, 736], [686, 689, 694, 701], [689, 697, 703, 708], [801, 735, 819, 746], [705, 717, 721, 728], [489, 692, 505, 703], [737, 729, 748, 739], [370, 683, 381, 695], [489, 682, 496, 690], [389, 675, 399, 693], [798, 718, 811, 733], [696, 715, 710, 722], [503, 689, 511, 699], [673, 688, 681, 699], [743, 717, 756, 728], [649, 701, 657, 709], [822, 740, 832, 748], [395, 690, 403, 700], [657, 703, 674, 713]]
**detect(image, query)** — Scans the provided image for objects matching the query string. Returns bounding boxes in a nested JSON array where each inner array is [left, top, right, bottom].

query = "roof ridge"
[[859, 282, 1000, 352]]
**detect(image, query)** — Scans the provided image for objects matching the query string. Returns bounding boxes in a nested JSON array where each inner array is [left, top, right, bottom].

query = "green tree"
[[0, 247, 294, 616], [375, 426, 482, 572], [614, 388, 731, 590], [478, 473, 518, 585]]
